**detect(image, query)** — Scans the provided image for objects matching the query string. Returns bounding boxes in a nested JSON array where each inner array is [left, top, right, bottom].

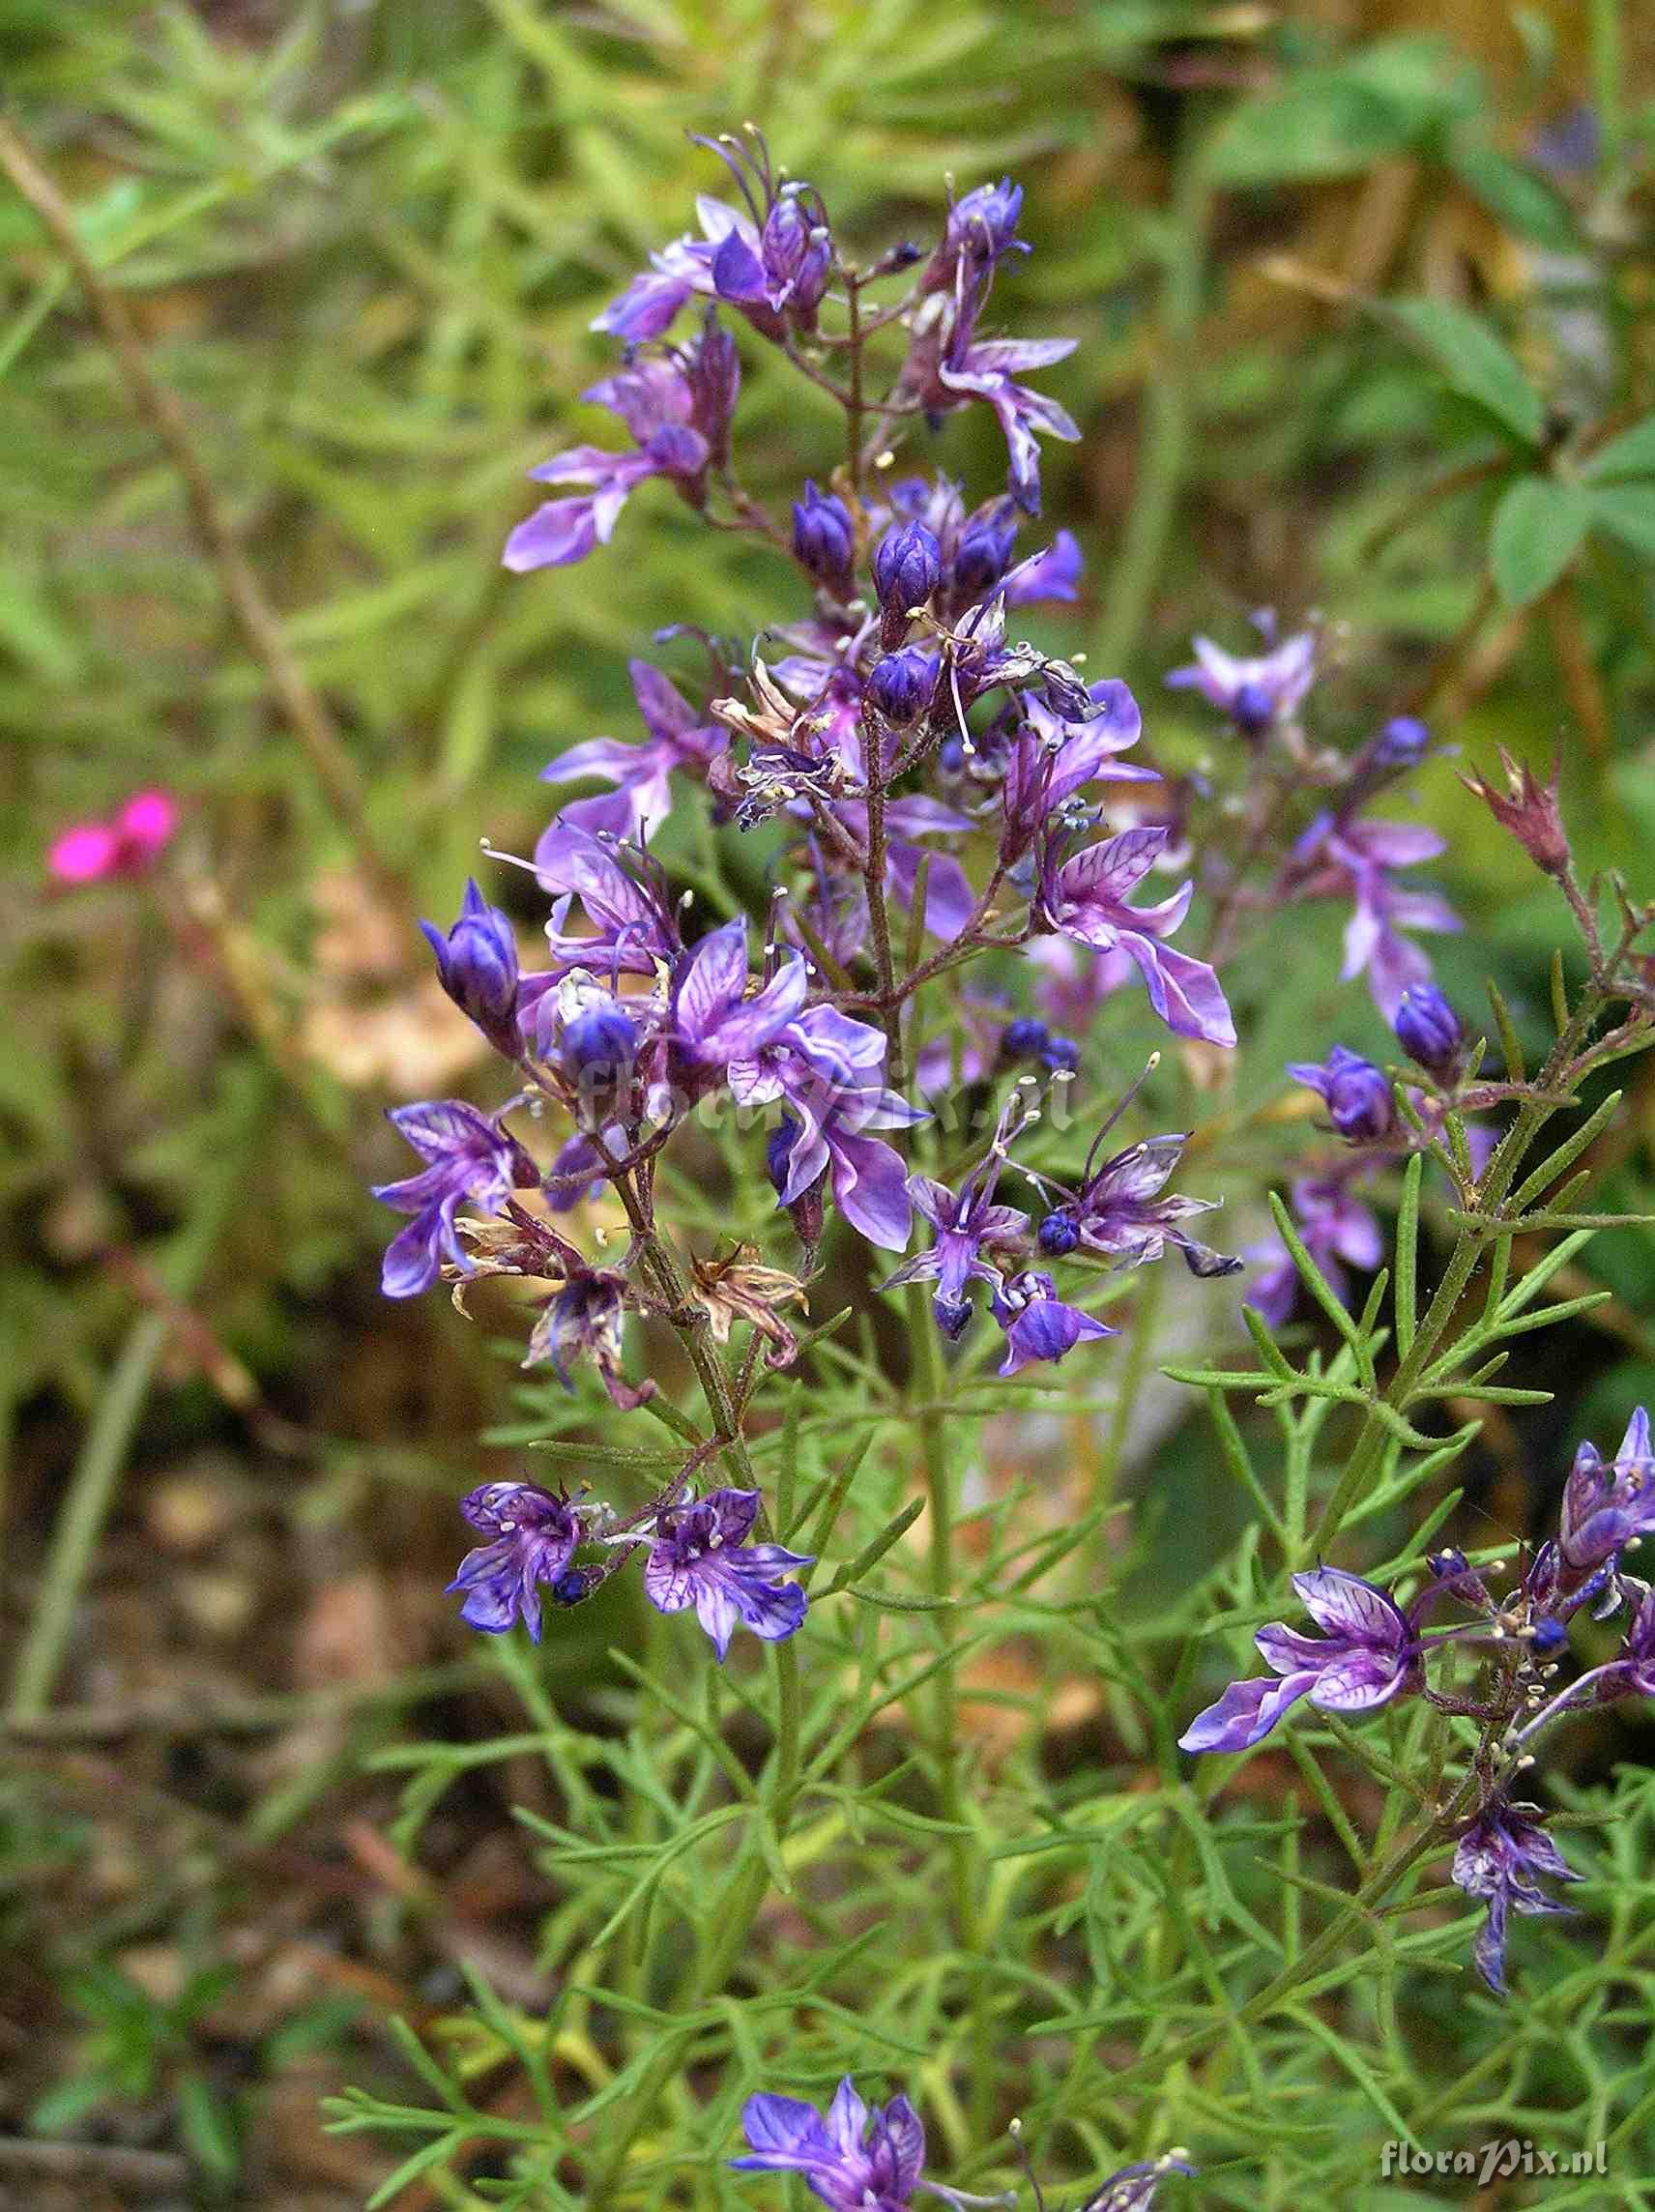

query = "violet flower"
[[1032, 1126, 1239, 1279], [1082, 2153, 1196, 2211], [1177, 1566, 1420, 1753], [448, 1481, 585, 1642], [1394, 981, 1463, 1079], [531, 822, 682, 984], [991, 1268, 1117, 1376], [1451, 1802, 1582, 1995], [881, 1099, 1031, 1332], [503, 357, 714, 573], [538, 659, 727, 844], [732, 2077, 928, 2211], [1166, 617, 1316, 737], [523, 1267, 652, 1411], [1245, 1172, 1381, 1327], [372, 1102, 538, 1299], [642, 1488, 811, 1659], [1290, 813, 1459, 1021], [999, 682, 1159, 863], [1037, 825, 1235, 1047]]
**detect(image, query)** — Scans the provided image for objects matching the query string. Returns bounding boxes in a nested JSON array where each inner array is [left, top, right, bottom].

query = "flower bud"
[[421, 880, 520, 1054], [1037, 1210, 1081, 1256], [1002, 1017, 1049, 1061], [1039, 1033, 1080, 1074], [560, 1000, 638, 1097], [952, 511, 1017, 599], [1230, 680, 1276, 738], [1394, 983, 1462, 1079], [1324, 1051, 1394, 1142], [872, 519, 942, 644], [866, 646, 938, 724], [792, 480, 855, 593], [1375, 714, 1430, 768], [762, 188, 831, 319], [1530, 1615, 1568, 1655], [934, 1293, 973, 1339], [683, 319, 740, 468]]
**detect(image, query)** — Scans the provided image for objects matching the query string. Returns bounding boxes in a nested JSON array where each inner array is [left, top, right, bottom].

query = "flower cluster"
[[368, 138, 1260, 1638], [1180, 1409, 1655, 1991], [450, 1477, 811, 1661]]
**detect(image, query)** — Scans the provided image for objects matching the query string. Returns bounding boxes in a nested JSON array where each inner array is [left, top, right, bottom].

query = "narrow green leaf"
[[1395, 1152, 1422, 1360]]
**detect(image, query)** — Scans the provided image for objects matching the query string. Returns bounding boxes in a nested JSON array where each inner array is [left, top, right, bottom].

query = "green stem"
[[8, 1312, 170, 1723], [911, 1285, 991, 2138], [1095, 108, 1208, 672]]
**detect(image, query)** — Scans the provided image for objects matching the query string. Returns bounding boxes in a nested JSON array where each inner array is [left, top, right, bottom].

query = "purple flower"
[[1394, 982, 1463, 1079], [951, 509, 1018, 599], [372, 1102, 538, 1299], [531, 822, 681, 982], [1290, 814, 1459, 1021], [448, 1481, 584, 1641], [669, 918, 812, 1086], [1559, 1408, 1655, 1577], [503, 358, 711, 574], [1244, 1173, 1381, 1327], [712, 181, 833, 327], [643, 1488, 811, 1659], [1451, 1802, 1582, 1995], [882, 1100, 1031, 1330], [733, 2077, 927, 2211], [1177, 1566, 1418, 1753], [1287, 1045, 1395, 1143], [1001, 529, 1083, 607], [935, 337, 1080, 513], [1166, 618, 1316, 735], [767, 1075, 924, 1251], [1082, 2153, 1195, 2211], [524, 1267, 651, 1411], [991, 1268, 1117, 1377], [1032, 1125, 1239, 1279], [421, 880, 520, 1055], [1037, 825, 1235, 1047], [1374, 714, 1431, 768], [539, 659, 727, 844], [1000, 682, 1158, 862], [926, 178, 1028, 291]]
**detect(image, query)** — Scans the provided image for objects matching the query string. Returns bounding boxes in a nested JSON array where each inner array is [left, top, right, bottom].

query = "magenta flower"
[[448, 1482, 585, 1642], [539, 659, 727, 844], [372, 1102, 538, 1299], [1177, 1567, 1419, 1753], [1037, 825, 1235, 1047], [642, 1488, 811, 1659], [48, 788, 178, 883], [1451, 1802, 1582, 1995]]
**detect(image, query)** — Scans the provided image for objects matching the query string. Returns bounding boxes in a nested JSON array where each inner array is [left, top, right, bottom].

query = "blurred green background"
[[3, 0, 1654, 2199]]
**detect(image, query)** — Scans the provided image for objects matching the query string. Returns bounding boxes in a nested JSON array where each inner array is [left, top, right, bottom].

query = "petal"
[[691, 1576, 741, 1660], [1292, 1566, 1408, 1646], [828, 1130, 916, 1250], [1177, 1670, 1317, 1753], [706, 1488, 761, 1546], [503, 497, 600, 572], [1116, 933, 1237, 1048], [824, 2079, 869, 2158], [1254, 1623, 1333, 1677], [873, 2095, 926, 2194], [735, 2093, 837, 2173], [1306, 1650, 1410, 1711], [675, 917, 751, 1045], [1059, 825, 1169, 904]]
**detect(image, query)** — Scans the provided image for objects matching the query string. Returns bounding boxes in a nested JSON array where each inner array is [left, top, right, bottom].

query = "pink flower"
[[48, 789, 179, 884]]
